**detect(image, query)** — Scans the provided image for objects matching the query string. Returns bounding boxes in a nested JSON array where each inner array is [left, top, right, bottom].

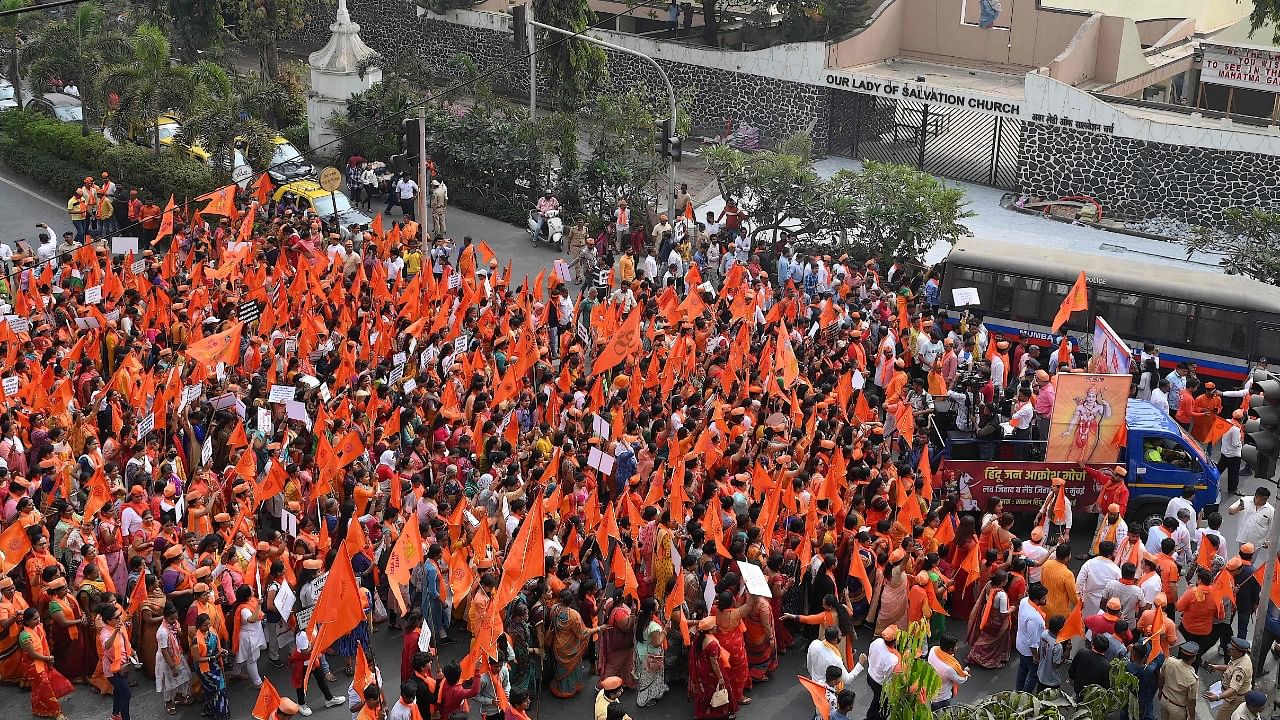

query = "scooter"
[[528, 207, 564, 249]]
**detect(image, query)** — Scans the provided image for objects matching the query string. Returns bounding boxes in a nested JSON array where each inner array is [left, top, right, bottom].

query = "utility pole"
[[525, 4, 537, 120], [416, 104, 428, 228], [526, 14, 678, 218], [1245, 368, 1280, 659]]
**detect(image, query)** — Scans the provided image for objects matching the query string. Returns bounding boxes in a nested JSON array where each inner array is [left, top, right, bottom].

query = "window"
[[1192, 305, 1248, 350], [950, 267, 993, 308], [1044, 281, 1088, 330], [1254, 323, 1280, 362], [1142, 437, 1202, 473], [1144, 299, 1194, 344], [1092, 290, 1142, 336]]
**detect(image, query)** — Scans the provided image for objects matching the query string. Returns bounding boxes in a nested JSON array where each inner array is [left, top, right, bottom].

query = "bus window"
[[1044, 281, 1088, 330], [1193, 305, 1248, 350], [1093, 290, 1142, 336], [1144, 299, 1195, 344], [1254, 322, 1280, 361], [952, 267, 993, 305]]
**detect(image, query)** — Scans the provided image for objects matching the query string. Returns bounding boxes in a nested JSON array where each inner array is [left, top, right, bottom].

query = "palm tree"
[[0, 0, 30, 109], [176, 71, 283, 179], [99, 23, 219, 152], [22, 2, 129, 136]]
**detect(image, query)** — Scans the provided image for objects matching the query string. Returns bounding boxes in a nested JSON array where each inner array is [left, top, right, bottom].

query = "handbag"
[[644, 649, 665, 673], [710, 685, 730, 708], [371, 592, 389, 624]]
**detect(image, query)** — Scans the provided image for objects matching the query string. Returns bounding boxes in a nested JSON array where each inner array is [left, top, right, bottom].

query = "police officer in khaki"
[[1231, 691, 1268, 720], [429, 179, 448, 236], [1205, 637, 1254, 720], [1159, 641, 1200, 720]]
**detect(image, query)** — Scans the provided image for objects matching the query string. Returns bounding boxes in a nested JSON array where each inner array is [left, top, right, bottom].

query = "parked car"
[[28, 92, 83, 123], [274, 179, 372, 228], [0, 81, 18, 110], [265, 137, 314, 183]]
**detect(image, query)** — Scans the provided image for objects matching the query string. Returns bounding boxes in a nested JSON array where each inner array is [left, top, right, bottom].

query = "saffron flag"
[[491, 492, 546, 610], [307, 544, 365, 658], [1057, 599, 1085, 641], [797, 675, 831, 720], [385, 515, 424, 613], [449, 547, 478, 607], [126, 570, 149, 616], [0, 521, 32, 572], [592, 305, 643, 376], [251, 678, 282, 720], [186, 321, 244, 369], [1051, 271, 1088, 333]]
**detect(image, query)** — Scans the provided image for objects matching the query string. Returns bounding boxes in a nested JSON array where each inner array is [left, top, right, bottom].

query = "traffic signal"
[[654, 118, 681, 161], [1241, 371, 1280, 481], [512, 3, 527, 50]]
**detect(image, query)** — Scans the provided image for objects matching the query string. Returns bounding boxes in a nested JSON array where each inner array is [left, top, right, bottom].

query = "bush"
[[280, 122, 309, 152], [0, 110, 216, 202]]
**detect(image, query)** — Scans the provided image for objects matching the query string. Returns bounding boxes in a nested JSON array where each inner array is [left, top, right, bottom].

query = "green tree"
[[1189, 207, 1280, 284], [1251, 0, 1280, 43], [22, 1, 129, 136], [0, 0, 30, 110], [99, 23, 220, 152], [167, 0, 226, 61], [533, 0, 607, 110], [175, 68, 284, 178], [220, 0, 310, 81], [879, 620, 939, 720]]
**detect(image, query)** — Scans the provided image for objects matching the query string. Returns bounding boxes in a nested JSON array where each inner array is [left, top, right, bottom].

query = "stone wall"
[[1017, 121, 1280, 222], [298, 0, 830, 152]]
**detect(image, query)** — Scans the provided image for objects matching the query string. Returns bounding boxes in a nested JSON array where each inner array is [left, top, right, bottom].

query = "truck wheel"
[[1127, 499, 1164, 532]]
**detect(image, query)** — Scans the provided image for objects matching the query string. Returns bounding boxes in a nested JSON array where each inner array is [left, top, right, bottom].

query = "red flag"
[[1051, 271, 1088, 333]]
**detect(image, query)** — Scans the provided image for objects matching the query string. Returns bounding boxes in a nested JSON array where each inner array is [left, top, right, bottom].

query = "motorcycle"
[[528, 207, 564, 249]]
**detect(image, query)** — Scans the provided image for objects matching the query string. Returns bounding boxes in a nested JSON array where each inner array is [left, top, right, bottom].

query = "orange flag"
[[1255, 561, 1280, 607], [1051, 271, 1088, 333], [664, 564, 686, 619], [156, 195, 176, 242], [610, 548, 639, 600], [592, 305, 643, 376], [307, 544, 365, 658], [251, 678, 282, 720], [959, 540, 981, 589], [797, 675, 832, 720], [0, 521, 32, 572], [491, 492, 545, 610], [847, 546, 873, 600], [186, 321, 244, 369], [449, 547, 478, 607], [254, 461, 289, 510], [126, 570, 149, 616], [332, 431, 366, 469], [81, 465, 112, 523], [934, 513, 957, 548], [1057, 599, 1085, 641], [228, 421, 249, 450], [353, 645, 376, 696], [385, 515, 424, 613], [1204, 416, 1234, 446]]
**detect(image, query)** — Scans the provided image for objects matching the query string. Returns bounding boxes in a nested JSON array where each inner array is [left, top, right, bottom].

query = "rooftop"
[[839, 55, 1028, 101]]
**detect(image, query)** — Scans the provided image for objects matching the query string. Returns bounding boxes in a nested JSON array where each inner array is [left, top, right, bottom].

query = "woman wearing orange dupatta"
[[44, 578, 97, 683], [18, 608, 72, 719], [965, 570, 1013, 668]]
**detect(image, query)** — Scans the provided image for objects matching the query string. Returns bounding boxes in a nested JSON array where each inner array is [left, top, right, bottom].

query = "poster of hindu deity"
[[1044, 373, 1130, 464]]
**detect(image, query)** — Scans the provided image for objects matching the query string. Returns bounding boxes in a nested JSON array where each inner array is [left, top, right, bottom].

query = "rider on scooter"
[[533, 190, 560, 243]]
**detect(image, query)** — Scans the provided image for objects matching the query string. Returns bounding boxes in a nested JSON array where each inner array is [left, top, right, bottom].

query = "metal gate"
[[836, 92, 1022, 190]]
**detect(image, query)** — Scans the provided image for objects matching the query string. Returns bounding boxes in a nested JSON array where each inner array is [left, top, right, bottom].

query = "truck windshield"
[[1141, 437, 1203, 473]]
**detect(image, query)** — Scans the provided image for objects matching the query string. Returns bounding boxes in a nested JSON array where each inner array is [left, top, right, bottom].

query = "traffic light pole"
[[525, 14, 678, 218], [1245, 368, 1280, 660]]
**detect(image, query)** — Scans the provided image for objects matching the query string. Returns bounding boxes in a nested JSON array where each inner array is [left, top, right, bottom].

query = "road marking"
[[0, 174, 64, 211]]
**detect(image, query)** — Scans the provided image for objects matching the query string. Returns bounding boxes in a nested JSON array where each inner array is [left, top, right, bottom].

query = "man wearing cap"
[[1228, 487, 1273, 563], [1206, 637, 1253, 720], [1233, 691, 1269, 720], [1159, 642, 1201, 720], [1219, 408, 1245, 495], [594, 676, 628, 720], [865, 626, 901, 720]]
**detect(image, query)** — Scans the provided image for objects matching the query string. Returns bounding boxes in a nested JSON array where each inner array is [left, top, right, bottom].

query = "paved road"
[[0, 171, 1270, 719]]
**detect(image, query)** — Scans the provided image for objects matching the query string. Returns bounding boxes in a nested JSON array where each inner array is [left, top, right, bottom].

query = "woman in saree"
[[711, 588, 752, 706], [633, 597, 668, 707], [548, 588, 601, 698], [740, 587, 776, 682], [964, 569, 1012, 669], [154, 603, 193, 714], [764, 553, 794, 655], [18, 607, 72, 720], [131, 573, 167, 680], [0, 576, 30, 684], [44, 577, 95, 684], [505, 601, 540, 698], [652, 511, 677, 605], [946, 516, 980, 620], [688, 616, 735, 720], [871, 548, 910, 635], [596, 593, 636, 689], [192, 612, 231, 720]]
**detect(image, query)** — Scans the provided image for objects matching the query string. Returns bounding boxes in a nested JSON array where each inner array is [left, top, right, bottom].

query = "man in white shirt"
[[1164, 485, 1196, 524], [1229, 487, 1274, 562], [927, 636, 969, 711], [865, 626, 902, 720], [1076, 541, 1121, 617], [394, 176, 418, 219], [1020, 527, 1050, 584], [805, 627, 866, 686], [1219, 409, 1244, 495], [1015, 585, 1049, 693]]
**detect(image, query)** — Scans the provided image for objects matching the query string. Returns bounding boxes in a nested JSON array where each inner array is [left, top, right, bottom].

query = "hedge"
[[0, 110, 216, 203]]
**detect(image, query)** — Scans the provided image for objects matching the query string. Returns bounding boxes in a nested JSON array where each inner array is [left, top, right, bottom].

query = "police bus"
[[937, 237, 1280, 382]]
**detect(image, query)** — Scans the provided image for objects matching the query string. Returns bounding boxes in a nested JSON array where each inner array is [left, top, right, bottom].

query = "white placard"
[[553, 259, 571, 283], [279, 509, 299, 540], [738, 561, 773, 597], [273, 578, 296, 623], [105, 309, 120, 323], [268, 385, 296, 404], [210, 392, 237, 410], [318, 384, 331, 402], [388, 364, 404, 386], [1, 376, 18, 398], [175, 494, 185, 523], [402, 378, 417, 394], [851, 370, 865, 391], [284, 399, 311, 425], [418, 618, 432, 652], [448, 271, 461, 289], [257, 407, 273, 437], [201, 436, 213, 467], [84, 284, 102, 305], [74, 316, 100, 330], [5, 316, 29, 334], [137, 413, 154, 440], [1200, 43, 1280, 92], [591, 413, 611, 440], [111, 236, 139, 255], [587, 447, 615, 475], [453, 336, 468, 356], [393, 352, 407, 367], [951, 287, 981, 307], [131, 259, 146, 276], [283, 338, 298, 357], [235, 398, 246, 419]]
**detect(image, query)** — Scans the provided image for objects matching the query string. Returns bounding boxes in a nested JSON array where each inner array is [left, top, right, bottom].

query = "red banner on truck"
[[938, 461, 1104, 513]]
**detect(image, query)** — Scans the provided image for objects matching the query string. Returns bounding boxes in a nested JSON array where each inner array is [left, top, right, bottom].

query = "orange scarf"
[[231, 597, 260, 655], [933, 647, 969, 694], [1051, 485, 1068, 524]]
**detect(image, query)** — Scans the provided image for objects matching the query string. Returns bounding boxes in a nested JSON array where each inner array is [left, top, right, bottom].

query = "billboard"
[[940, 461, 1102, 513], [1089, 316, 1132, 375], [1200, 44, 1280, 93], [1045, 373, 1130, 464]]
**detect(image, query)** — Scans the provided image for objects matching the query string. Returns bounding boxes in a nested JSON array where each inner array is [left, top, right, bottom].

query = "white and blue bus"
[[937, 238, 1280, 383]]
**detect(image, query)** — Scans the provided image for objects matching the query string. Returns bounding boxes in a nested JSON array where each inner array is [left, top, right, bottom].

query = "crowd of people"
[[0, 171, 1275, 720]]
